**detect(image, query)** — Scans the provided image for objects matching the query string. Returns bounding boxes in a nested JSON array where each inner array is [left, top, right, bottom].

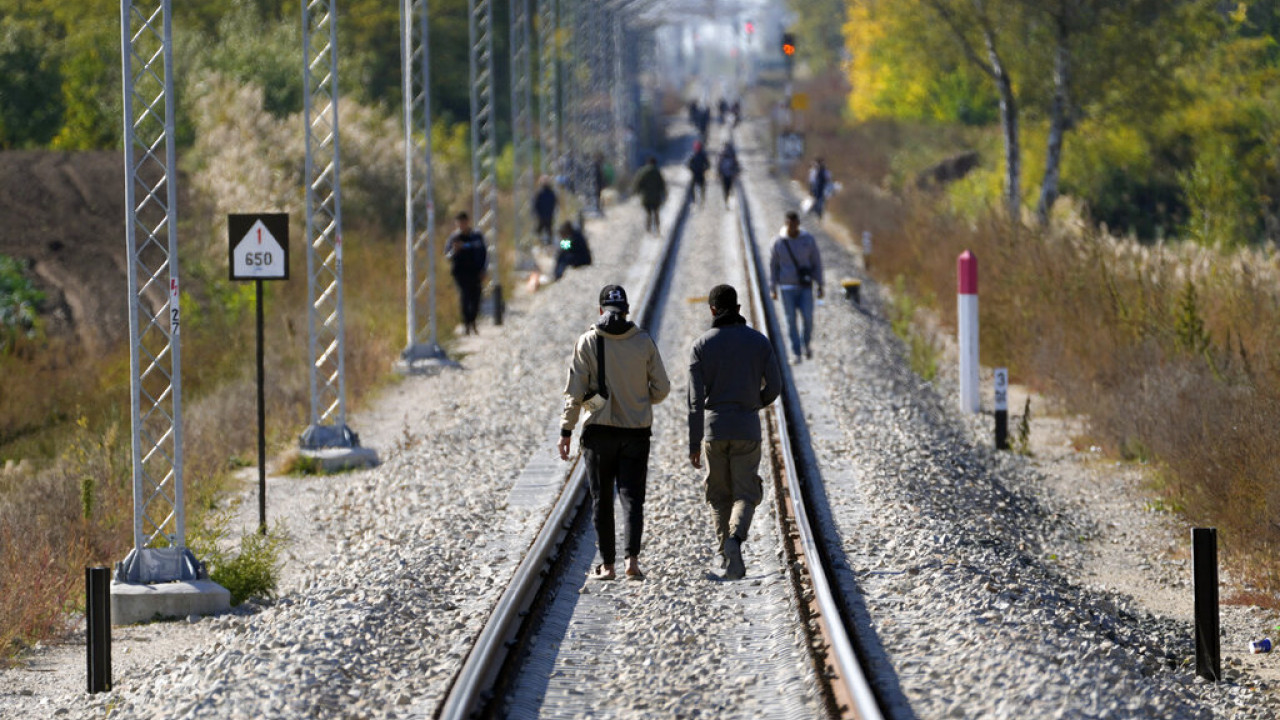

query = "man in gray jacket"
[[560, 285, 670, 580], [688, 284, 781, 580], [769, 211, 824, 363]]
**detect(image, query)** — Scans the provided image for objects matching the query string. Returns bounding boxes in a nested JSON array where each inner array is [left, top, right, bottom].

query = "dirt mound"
[[0, 151, 133, 353]]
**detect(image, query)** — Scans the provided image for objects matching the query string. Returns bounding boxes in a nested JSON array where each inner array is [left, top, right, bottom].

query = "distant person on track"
[[445, 211, 487, 335], [688, 284, 782, 580], [687, 141, 710, 207], [559, 285, 671, 581], [553, 221, 592, 281], [591, 153, 606, 216], [632, 156, 667, 235], [717, 142, 740, 207], [532, 176, 559, 244], [769, 211, 825, 363], [807, 158, 832, 219]]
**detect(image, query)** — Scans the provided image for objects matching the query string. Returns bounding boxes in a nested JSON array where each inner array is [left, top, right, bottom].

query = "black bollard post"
[[85, 566, 111, 693], [1192, 527, 1220, 682], [994, 368, 1009, 450], [840, 278, 861, 305]]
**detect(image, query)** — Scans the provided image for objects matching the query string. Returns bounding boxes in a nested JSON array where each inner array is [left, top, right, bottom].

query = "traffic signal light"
[[745, 21, 755, 35], [781, 32, 796, 57]]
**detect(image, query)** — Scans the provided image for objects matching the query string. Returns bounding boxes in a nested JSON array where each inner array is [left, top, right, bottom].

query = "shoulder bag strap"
[[595, 333, 609, 399]]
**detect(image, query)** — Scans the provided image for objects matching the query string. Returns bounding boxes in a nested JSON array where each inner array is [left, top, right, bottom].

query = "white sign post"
[[958, 250, 980, 413], [228, 213, 289, 534]]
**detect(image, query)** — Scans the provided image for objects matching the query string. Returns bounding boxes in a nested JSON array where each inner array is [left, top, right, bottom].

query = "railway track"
[[433, 129, 890, 720]]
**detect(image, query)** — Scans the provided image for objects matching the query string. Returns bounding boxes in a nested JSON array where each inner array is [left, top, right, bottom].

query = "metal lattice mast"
[[400, 0, 445, 365], [119, 0, 192, 581], [611, 10, 628, 177], [536, 0, 559, 177], [301, 0, 352, 446], [510, 0, 535, 254], [468, 0, 499, 260]]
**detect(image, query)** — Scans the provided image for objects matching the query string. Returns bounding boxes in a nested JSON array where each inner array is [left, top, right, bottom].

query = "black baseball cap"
[[599, 284, 629, 311], [709, 284, 738, 311]]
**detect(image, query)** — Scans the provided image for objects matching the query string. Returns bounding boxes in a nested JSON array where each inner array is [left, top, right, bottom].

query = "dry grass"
[[796, 71, 1280, 604]]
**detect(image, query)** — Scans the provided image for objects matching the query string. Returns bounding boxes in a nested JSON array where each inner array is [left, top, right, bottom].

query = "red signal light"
[[783, 43, 795, 56], [745, 21, 754, 34]]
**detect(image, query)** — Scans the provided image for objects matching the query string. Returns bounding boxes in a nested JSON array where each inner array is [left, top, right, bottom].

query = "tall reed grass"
[[798, 72, 1280, 601]]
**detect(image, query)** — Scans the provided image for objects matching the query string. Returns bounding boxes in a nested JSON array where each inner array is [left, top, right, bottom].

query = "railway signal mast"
[[469, 0, 503, 324], [397, 0, 451, 374], [114, 0, 228, 622], [300, 0, 376, 466]]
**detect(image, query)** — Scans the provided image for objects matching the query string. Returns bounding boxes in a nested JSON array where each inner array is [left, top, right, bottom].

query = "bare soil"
[[0, 150, 134, 353]]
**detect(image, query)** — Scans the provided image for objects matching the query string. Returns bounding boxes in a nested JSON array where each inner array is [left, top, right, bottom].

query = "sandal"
[[590, 564, 617, 581], [625, 567, 645, 581]]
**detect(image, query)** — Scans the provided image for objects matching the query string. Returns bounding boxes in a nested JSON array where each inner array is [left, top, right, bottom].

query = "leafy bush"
[[0, 255, 44, 350], [194, 519, 288, 606]]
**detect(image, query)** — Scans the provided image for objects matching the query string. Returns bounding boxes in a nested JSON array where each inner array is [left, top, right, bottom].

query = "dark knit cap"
[[599, 284, 629, 311], [708, 284, 738, 311]]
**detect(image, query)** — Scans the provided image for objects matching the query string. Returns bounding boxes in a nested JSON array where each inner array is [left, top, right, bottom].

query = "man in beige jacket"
[[559, 285, 670, 580]]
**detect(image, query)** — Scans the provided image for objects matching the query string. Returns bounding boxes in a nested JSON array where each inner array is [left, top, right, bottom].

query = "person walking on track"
[[559, 285, 670, 581], [769, 211, 825, 363], [632, 156, 668, 236], [532, 176, 559, 244], [687, 141, 710, 207], [445, 211, 487, 335], [807, 158, 832, 219], [717, 142, 740, 207], [688, 284, 781, 580]]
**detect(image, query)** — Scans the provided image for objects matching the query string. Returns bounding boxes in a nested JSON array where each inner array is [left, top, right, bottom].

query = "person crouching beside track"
[[688, 285, 782, 580], [559, 285, 671, 581]]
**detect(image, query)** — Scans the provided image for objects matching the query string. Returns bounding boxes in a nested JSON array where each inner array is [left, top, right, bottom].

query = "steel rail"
[[734, 183, 884, 720], [436, 181, 696, 720]]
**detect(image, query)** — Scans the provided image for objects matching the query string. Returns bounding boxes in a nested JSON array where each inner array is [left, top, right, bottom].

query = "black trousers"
[[720, 175, 735, 202], [455, 275, 483, 327], [582, 426, 650, 564]]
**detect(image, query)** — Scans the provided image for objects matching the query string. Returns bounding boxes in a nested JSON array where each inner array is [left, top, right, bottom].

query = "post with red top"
[[958, 250, 980, 413]]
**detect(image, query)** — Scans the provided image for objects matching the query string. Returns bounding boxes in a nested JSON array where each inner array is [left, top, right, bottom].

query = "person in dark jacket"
[[687, 141, 710, 207], [688, 284, 782, 580], [553, 221, 592, 280], [532, 177, 559, 244], [807, 158, 831, 219], [560, 285, 671, 580], [445, 211, 487, 335], [591, 153, 606, 216], [631, 156, 667, 235], [716, 142, 740, 206]]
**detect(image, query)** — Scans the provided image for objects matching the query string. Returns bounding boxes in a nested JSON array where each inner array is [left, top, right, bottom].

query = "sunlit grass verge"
[[796, 71, 1280, 606]]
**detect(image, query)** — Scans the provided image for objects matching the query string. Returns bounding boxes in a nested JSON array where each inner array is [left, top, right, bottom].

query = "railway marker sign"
[[994, 368, 1009, 450], [228, 213, 290, 534], [229, 214, 289, 281]]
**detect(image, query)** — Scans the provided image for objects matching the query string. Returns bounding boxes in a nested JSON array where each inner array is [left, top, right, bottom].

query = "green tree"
[[0, 19, 64, 148]]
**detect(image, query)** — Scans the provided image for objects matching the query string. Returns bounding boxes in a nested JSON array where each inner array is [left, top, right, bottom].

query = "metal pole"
[[400, 0, 447, 368], [257, 279, 266, 534], [118, 0, 198, 583], [86, 566, 111, 693], [301, 0, 356, 447], [511, 0, 535, 262], [468, 0, 501, 323], [1193, 527, 1221, 682], [536, 0, 559, 178]]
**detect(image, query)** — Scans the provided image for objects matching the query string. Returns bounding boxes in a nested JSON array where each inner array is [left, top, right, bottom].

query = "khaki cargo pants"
[[703, 439, 764, 556]]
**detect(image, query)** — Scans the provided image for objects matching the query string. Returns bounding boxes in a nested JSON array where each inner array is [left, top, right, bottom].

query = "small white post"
[[958, 250, 980, 413], [861, 230, 872, 269]]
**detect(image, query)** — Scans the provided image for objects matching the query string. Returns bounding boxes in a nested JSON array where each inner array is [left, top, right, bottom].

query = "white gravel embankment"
[[0, 160, 688, 719], [741, 128, 1280, 719]]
